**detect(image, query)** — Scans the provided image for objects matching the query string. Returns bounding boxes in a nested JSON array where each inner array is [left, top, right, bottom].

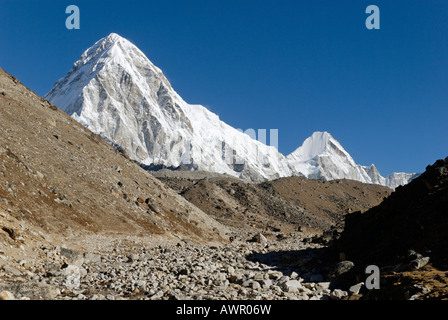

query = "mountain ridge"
[[45, 33, 419, 189]]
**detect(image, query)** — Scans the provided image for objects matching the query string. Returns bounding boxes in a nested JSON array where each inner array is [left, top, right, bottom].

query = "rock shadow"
[[245, 246, 333, 282]]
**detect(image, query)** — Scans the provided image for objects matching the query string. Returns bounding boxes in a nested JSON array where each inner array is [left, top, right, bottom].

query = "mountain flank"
[[0, 66, 227, 257], [151, 170, 392, 235]]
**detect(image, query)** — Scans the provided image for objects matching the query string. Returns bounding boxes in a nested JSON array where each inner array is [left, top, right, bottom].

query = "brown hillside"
[[152, 171, 392, 234], [0, 67, 227, 260]]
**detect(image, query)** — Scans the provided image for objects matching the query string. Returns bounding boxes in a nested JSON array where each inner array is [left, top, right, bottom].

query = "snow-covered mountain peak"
[[75, 33, 123, 66], [45, 33, 293, 182], [45, 33, 418, 188], [288, 131, 354, 165], [71, 33, 163, 82], [104, 32, 123, 42]]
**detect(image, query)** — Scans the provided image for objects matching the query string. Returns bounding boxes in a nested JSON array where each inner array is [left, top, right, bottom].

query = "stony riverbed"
[[0, 231, 367, 300]]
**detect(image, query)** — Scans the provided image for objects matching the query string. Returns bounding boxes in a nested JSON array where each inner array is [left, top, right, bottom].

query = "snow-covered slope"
[[385, 172, 420, 189], [45, 33, 418, 188]]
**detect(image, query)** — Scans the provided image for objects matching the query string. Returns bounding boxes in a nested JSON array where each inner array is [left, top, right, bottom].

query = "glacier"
[[45, 33, 418, 189]]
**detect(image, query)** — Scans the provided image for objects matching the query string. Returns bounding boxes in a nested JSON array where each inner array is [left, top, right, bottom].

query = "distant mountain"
[[287, 131, 419, 188], [46, 33, 418, 188]]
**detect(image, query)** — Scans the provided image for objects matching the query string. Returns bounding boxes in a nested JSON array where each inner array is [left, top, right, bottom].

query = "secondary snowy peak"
[[288, 132, 355, 164], [45, 33, 292, 182], [286, 131, 417, 188], [287, 131, 367, 182]]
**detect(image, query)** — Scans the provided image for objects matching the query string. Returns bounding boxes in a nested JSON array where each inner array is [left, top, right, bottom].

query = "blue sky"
[[1, 0, 447, 175]]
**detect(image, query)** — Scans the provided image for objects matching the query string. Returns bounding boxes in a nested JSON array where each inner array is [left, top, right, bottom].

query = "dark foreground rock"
[[325, 157, 448, 299]]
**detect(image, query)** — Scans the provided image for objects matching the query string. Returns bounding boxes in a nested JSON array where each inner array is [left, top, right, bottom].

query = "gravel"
[[0, 234, 352, 300]]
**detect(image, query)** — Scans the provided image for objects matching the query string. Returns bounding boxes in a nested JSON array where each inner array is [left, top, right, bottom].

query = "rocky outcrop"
[[331, 157, 448, 268]]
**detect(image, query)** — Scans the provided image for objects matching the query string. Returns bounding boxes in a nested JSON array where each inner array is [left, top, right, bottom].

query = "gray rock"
[[60, 248, 85, 266], [298, 293, 310, 300], [410, 257, 430, 270], [260, 279, 273, 289], [36, 171, 45, 180], [328, 261, 356, 287], [127, 254, 140, 262], [0, 282, 60, 299], [407, 250, 422, 260], [278, 275, 290, 284], [63, 265, 81, 290], [316, 282, 331, 290], [227, 266, 235, 275], [251, 233, 267, 245], [414, 284, 431, 294], [83, 252, 101, 263], [331, 261, 355, 277], [330, 289, 348, 300], [281, 280, 302, 293], [349, 282, 365, 295], [290, 271, 299, 279], [267, 270, 283, 280], [242, 280, 253, 288], [3, 265, 22, 276], [250, 281, 261, 290], [54, 197, 72, 208]]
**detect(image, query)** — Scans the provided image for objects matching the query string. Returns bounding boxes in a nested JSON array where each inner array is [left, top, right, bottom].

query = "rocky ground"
[[0, 228, 366, 301]]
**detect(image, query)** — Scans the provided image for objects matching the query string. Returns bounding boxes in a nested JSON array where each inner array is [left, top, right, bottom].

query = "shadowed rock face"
[[331, 157, 448, 268]]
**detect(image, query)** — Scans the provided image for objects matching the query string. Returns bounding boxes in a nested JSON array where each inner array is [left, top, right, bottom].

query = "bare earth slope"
[[151, 170, 392, 235], [0, 66, 227, 260]]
